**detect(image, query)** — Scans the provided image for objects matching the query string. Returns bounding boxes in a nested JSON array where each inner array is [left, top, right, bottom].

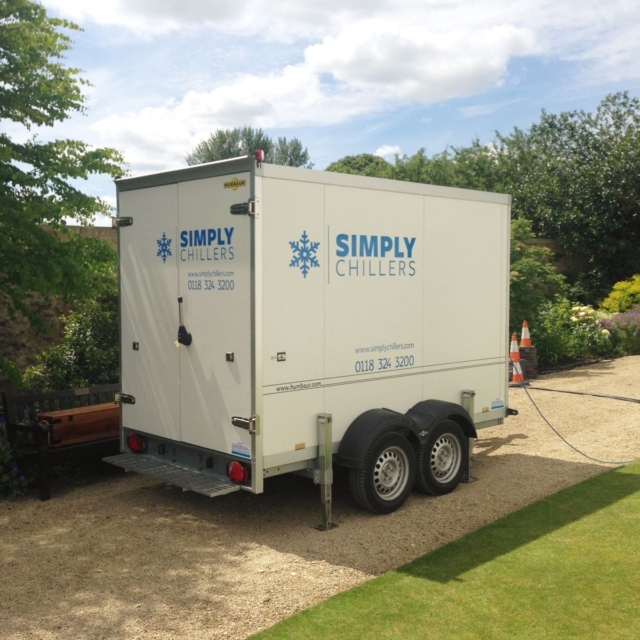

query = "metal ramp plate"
[[104, 453, 240, 498]]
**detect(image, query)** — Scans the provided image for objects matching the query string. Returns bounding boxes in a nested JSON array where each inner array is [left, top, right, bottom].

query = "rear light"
[[127, 433, 147, 453], [226, 461, 249, 484]]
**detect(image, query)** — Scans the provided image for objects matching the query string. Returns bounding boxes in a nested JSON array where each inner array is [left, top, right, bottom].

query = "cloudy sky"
[[33, 0, 640, 223]]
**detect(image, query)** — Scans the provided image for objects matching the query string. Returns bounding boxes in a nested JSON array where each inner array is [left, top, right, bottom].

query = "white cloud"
[[87, 19, 538, 172], [305, 21, 538, 103], [40, 0, 640, 174], [90, 65, 381, 173], [42, 0, 380, 40], [375, 145, 401, 159]]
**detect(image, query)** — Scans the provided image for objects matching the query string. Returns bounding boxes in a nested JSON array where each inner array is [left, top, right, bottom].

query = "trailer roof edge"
[[261, 164, 511, 205], [115, 157, 511, 205], [115, 156, 257, 192]]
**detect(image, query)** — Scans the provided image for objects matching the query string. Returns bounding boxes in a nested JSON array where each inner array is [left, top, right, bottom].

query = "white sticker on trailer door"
[[231, 442, 251, 459]]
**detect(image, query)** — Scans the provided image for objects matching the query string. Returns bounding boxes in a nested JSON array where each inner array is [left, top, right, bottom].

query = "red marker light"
[[255, 149, 265, 162], [127, 433, 147, 453], [226, 461, 249, 484]]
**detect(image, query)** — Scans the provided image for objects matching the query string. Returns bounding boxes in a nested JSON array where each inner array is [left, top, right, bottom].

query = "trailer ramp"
[[104, 453, 240, 498]]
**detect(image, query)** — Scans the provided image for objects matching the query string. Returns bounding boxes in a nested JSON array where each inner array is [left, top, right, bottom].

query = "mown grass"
[[253, 461, 640, 640]]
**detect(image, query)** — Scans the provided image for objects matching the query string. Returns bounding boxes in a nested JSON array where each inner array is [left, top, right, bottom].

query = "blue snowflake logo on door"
[[157, 232, 172, 263], [290, 231, 320, 278]]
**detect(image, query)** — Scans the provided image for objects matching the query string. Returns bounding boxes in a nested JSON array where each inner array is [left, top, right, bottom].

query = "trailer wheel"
[[416, 419, 467, 495], [349, 432, 417, 515]]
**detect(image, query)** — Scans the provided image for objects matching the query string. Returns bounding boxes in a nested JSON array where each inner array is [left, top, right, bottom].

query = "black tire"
[[416, 419, 467, 495], [348, 432, 417, 515]]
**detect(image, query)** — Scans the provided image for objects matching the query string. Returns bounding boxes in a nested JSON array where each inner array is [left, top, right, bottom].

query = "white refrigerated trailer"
[[106, 154, 511, 525]]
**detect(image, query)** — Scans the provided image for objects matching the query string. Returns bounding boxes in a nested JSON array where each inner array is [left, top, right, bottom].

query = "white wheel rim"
[[373, 446, 410, 501], [430, 434, 462, 483]]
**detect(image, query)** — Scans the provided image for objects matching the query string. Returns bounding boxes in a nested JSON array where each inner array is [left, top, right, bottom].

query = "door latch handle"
[[116, 393, 136, 405], [232, 416, 257, 434], [177, 297, 192, 346]]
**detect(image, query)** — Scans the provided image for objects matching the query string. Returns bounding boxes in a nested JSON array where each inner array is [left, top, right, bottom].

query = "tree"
[[0, 0, 125, 325], [186, 125, 313, 168], [500, 93, 640, 301], [272, 136, 313, 168], [325, 153, 392, 177], [509, 219, 566, 331]]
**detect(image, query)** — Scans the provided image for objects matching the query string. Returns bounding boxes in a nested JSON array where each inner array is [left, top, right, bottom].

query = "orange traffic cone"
[[520, 320, 532, 347], [510, 332, 525, 385]]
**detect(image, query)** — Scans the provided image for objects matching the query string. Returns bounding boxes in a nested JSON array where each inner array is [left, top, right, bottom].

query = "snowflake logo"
[[289, 231, 320, 278], [156, 232, 172, 263]]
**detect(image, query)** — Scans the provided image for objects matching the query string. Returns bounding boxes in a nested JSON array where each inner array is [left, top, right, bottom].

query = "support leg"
[[461, 390, 477, 484], [315, 413, 337, 531]]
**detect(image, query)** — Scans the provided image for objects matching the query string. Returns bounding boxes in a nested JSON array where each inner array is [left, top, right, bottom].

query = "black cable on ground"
[[526, 386, 640, 404], [513, 380, 637, 465]]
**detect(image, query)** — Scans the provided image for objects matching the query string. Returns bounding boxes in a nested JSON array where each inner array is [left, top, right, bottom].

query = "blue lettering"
[[179, 227, 235, 247], [333, 232, 417, 267], [404, 237, 416, 258], [336, 234, 349, 257], [360, 236, 378, 257]]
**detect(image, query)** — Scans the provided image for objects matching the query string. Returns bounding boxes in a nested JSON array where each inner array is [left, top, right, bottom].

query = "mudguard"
[[337, 401, 477, 470], [406, 399, 477, 442], [336, 408, 417, 469]]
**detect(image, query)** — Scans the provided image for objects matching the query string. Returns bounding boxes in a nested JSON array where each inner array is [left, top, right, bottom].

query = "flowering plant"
[[599, 305, 640, 355], [532, 297, 615, 363]]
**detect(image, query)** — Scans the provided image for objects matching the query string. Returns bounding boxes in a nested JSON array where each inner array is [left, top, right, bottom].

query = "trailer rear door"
[[177, 174, 253, 457]]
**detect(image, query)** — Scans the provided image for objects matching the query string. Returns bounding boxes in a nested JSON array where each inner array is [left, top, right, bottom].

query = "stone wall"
[[0, 293, 69, 395], [524, 238, 588, 279], [67, 225, 118, 251]]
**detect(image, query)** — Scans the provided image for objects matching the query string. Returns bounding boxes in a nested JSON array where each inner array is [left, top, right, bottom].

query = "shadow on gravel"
[[397, 462, 640, 584], [473, 433, 529, 455]]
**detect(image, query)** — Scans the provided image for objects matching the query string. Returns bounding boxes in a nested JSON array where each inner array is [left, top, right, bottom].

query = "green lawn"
[[253, 462, 640, 640]]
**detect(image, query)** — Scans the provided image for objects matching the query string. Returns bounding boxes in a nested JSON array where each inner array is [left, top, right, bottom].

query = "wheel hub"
[[373, 446, 409, 500], [430, 435, 461, 482]]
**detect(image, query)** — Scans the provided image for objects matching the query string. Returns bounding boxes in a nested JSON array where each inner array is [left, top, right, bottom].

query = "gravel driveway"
[[2, 356, 639, 639]]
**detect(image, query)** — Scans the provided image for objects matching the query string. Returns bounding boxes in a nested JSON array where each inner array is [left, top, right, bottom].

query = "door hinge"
[[232, 415, 257, 434], [116, 393, 136, 405], [230, 200, 255, 216], [112, 216, 133, 228]]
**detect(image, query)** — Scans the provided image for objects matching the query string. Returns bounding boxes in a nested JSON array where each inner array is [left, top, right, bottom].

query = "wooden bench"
[[1, 384, 121, 501]]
